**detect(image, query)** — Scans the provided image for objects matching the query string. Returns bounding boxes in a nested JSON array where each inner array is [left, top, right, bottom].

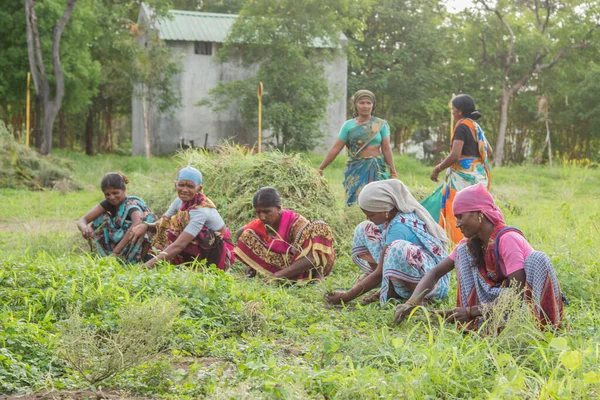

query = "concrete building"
[[132, 6, 348, 156]]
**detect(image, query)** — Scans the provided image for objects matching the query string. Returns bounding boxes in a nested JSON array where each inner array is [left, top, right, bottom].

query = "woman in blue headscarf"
[[130, 166, 234, 270]]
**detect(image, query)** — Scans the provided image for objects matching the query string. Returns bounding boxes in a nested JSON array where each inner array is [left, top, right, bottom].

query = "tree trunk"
[[85, 110, 94, 155], [494, 90, 511, 167], [545, 119, 552, 168], [393, 127, 401, 153], [24, 0, 77, 155], [104, 100, 113, 152], [58, 110, 66, 149], [141, 95, 152, 158], [33, 95, 42, 150]]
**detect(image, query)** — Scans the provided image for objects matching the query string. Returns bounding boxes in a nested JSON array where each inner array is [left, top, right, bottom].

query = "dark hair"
[[101, 172, 129, 191], [452, 94, 482, 121], [253, 187, 282, 208]]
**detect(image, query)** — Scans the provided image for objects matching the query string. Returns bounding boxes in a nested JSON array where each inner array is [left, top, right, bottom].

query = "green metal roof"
[[157, 10, 237, 42], [155, 9, 347, 47]]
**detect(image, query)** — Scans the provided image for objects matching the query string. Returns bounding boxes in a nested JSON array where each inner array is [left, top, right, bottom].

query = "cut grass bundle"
[[139, 144, 362, 240], [0, 120, 78, 190]]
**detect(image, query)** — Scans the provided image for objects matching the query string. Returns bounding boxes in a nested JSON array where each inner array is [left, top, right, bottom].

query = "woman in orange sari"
[[430, 94, 492, 243]]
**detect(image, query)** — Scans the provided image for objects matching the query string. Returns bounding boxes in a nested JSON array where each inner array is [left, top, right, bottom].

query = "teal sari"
[[343, 117, 390, 206]]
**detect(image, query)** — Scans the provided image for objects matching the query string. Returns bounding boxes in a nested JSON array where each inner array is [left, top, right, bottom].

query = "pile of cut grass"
[[0, 120, 78, 190], [139, 144, 363, 240]]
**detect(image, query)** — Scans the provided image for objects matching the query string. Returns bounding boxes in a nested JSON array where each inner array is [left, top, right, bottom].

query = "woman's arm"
[[430, 141, 463, 182], [318, 139, 346, 175], [393, 257, 455, 324], [112, 210, 142, 255], [272, 254, 317, 279], [77, 205, 106, 239], [145, 231, 195, 268], [381, 137, 397, 178], [326, 246, 387, 304]]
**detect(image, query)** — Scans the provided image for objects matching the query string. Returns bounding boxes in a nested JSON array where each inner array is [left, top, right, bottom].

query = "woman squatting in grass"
[[325, 179, 450, 306], [234, 187, 336, 284], [394, 183, 565, 330], [77, 172, 156, 263], [130, 166, 235, 270]]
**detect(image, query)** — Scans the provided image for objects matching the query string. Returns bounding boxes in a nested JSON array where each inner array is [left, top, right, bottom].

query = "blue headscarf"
[[177, 166, 202, 185]]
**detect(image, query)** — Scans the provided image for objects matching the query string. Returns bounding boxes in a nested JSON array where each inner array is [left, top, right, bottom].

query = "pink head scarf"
[[452, 183, 505, 226]]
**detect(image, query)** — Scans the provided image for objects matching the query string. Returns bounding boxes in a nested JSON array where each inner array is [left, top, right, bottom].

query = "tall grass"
[[0, 151, 599, 397]]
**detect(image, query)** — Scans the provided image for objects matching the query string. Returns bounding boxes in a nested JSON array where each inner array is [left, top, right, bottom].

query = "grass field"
[[1, 151, 599, 399]]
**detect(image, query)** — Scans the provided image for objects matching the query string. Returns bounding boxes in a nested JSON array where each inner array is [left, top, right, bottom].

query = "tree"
[[203, 0, 352, 151], [25, 0, 77, 155], [475, 0, 600, 166]]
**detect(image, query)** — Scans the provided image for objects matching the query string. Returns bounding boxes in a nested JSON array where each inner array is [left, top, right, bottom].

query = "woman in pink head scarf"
[[393, 183, 564, 330]]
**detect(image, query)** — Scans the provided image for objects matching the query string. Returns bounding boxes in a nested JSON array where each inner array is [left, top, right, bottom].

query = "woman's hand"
[[130, 223, 149, 245], [390, 170, 397, 179], [433, 307, 472, 323], [430, 165, 441, 182], [393, 302, 417, 325], [317, 169, 324, 176], [143, 257, 158, 269], [80, 226, 94, 240], [325, 292, 346, 305]]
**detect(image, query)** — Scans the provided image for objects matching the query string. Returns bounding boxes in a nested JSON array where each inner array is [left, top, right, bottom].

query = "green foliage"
[[57, 298, 180, 384], [1, 154, 600, 397], [0, 120, 76, 189], [202, 0, 352, 151]]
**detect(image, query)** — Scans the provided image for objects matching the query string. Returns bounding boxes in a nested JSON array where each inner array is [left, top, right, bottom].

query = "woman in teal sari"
[[318, 90, 397, 206]]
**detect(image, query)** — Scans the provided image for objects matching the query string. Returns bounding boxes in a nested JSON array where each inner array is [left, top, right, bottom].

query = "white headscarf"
[[358, 179, 447, 242]]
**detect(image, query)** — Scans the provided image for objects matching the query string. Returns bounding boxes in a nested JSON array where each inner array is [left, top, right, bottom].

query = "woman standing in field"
[[235, 187, 335, 284], [130, 166, 234, 270], [393, 184, 564, 330], [325, 180, 449, 306], [430, 94, 492, 243], [77, 172, 156, 263], [318, 90, 397, 206]]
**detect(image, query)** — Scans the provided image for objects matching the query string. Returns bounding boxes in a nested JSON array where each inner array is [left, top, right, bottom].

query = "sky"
[[445, 0, 476, 13]]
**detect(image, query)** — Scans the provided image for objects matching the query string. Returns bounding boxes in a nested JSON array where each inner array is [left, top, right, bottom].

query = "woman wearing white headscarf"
[[326, 180, 450, 305]]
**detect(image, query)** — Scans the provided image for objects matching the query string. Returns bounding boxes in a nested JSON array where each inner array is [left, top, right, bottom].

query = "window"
[[194, 41, 212, 55]]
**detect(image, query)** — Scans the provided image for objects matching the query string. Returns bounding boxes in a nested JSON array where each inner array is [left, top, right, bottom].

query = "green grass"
[[1, 152, 599, 398]]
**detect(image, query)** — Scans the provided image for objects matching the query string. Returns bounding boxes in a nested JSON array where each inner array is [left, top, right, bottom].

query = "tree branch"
[[478, 0, 515, 82], [50, 0, 77, 107], [24, 0, 48, 101]]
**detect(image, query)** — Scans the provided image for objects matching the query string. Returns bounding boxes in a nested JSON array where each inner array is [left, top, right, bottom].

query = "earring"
[[385, 212, 389, 220], [478, 214, 483, 224]]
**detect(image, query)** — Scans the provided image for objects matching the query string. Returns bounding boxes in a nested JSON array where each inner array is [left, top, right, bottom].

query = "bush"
[[57, 298, 180, 385], [0, 120, 78, 190]]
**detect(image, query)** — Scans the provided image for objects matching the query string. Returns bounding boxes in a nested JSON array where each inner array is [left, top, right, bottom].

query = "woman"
[[130, 166, 234, 270], [77, 172, 156, 263], [430, 94, 492, 243], [318, 90, 397, 206], [394, 184, 564, 330], [235, 187, 335, 284], [325, 180, 449, 305]]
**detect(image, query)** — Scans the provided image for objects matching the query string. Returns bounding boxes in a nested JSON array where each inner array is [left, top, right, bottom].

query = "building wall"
[[132, 41, 348, 155]]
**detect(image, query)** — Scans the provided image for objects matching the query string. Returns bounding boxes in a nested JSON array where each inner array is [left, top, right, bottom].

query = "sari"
[[454, 226, 564, 330], [441, 119, 491, 243], [351, 213, 449, 303], [343, 117, 390, 206], [154, 193, 234, 270], [91, 196, 156, 263], [235, 210, 335, 284]]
